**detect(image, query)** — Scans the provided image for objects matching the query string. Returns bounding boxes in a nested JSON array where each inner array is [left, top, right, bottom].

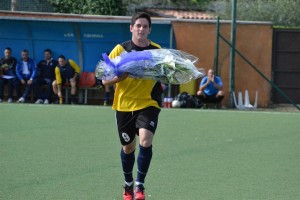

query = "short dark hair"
[[5, 47, 12, 52], [44, 49, 52, 54], [22, 49, 28, 54], [58, 55, 66, 60], [131, 12, 152, 28]]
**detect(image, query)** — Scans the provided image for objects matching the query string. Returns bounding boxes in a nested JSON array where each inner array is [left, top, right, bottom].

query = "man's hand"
[[206, 77, 212, 83], [27, 80, 33, 85], [21, 79, 26, 85], [211, 74, 215, 83], [117, 73, 129, 82], [102, 73, 129, 85], [1, 64, 9, 72], [1, 63, 8, 69], [207, 74, 214, 83]]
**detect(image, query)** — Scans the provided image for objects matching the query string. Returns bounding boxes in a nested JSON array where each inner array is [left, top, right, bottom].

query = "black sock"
[[104, 92, 110, 102], [71, 94, 76, 103], [120, 149, 135, 184], [136, 145, 152, 185], [216, 95, 224, 103]]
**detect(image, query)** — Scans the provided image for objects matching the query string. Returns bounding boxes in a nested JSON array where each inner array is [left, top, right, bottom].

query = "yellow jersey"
[[54, 59, 80, 85], [109, 40, 162, 112]]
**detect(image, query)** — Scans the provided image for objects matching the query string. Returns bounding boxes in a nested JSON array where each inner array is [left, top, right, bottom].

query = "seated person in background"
[[16, 49, 37, 103], [96, 77, 113, 106], [52, 55, 80, 104], [197, 68, 224, 108], [0, 47, 18, 103], [34, 49, 58, 104], [103, 85, 114, 106], [96, 52, 113, 106]]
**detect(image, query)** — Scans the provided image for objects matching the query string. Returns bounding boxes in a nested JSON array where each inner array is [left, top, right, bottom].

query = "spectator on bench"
[[103, 85, 113, 106], [34, 49, 57, 104], [52, 55, 80, 104], [197, 68, 224, 108], [0, 47, 18, 103], [16, 49, 37, 103], [96, 77, 113, 106]]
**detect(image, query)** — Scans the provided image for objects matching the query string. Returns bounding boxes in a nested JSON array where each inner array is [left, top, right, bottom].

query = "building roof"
[[145, 8, 216, 20]]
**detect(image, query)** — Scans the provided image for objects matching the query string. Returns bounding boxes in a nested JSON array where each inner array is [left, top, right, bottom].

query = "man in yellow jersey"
[[52, 55, 80, 104], [102, 12, 162, 200]]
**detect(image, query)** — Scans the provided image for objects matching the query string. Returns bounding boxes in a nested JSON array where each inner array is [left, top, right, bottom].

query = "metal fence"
[[0, 0, 54, 12]]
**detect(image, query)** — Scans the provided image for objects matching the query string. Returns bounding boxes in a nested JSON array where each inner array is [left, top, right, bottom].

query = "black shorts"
[[61, 76, 79, 86], [116, 106, 160, 145], [200, 94, 223, 104]]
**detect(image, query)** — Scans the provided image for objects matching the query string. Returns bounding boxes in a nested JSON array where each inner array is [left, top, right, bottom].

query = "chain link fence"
[[0, 0, 54, 12]]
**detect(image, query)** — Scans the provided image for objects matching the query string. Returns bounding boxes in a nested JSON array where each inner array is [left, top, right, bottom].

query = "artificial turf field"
[[0, 103, 300, 200]]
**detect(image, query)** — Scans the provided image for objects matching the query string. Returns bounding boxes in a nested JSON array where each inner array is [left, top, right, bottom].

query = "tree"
[[210, 0, 300, 27], [125, 0, 211, 15], [48, 0, 211, 16], [126, 0, 211, 10], [47, 0, 126, 15]]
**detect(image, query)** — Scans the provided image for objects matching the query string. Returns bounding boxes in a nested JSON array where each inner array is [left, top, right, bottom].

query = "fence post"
[[214, 16, 220, 76], [11, 0, 17, 11], [229, 0, 237, 108]]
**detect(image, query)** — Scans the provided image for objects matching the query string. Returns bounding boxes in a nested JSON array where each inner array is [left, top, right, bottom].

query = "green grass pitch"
[[1, 104, 300, 200]]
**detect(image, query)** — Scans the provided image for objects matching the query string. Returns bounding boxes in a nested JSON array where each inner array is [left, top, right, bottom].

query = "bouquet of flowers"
[[95, 49, 205, 84]]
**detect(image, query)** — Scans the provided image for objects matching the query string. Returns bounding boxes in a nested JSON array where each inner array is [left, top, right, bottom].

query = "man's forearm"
[[200, 82, 209, 91], [213, 82, 223, 90]]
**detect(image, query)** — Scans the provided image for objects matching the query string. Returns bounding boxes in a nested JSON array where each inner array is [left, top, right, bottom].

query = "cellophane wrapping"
[[95, 49, 205, 84]]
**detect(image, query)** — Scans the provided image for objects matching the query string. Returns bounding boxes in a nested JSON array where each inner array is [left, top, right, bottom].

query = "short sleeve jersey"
[[54, 59, 80, 85], [109, 40, 162, 112], [200, 76, 223, 96]]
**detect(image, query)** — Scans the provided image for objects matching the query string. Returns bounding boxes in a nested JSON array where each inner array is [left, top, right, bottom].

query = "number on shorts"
[[122, 132, 130, 142]]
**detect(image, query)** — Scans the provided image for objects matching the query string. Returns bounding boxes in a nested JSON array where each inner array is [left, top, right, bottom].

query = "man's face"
[[58, 58, 66, 67], [4, 49, 12, 59], [130, 18, 151, 42], [21, 51, 28, 61], [44, 51, 51, 60], [208, 70, 214, 77]]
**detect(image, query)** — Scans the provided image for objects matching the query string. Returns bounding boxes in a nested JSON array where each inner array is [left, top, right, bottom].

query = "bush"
[[48, 0, 126, 15], [211, 0, 300, 27]]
